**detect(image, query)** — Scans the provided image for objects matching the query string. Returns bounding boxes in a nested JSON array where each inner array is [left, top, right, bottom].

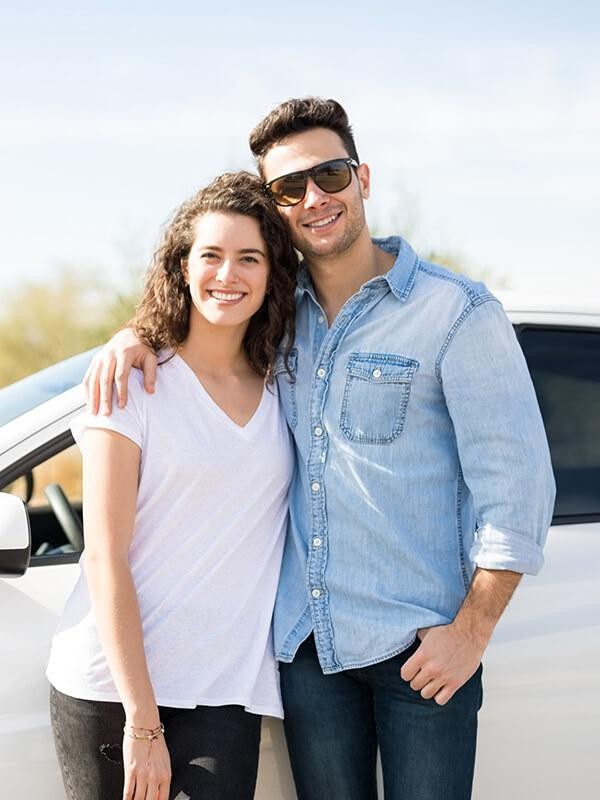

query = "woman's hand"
[[122, 732, 172, 800]]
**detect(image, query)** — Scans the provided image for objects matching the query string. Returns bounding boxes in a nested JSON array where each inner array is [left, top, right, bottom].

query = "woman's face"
[[183, 212, 270, 332]]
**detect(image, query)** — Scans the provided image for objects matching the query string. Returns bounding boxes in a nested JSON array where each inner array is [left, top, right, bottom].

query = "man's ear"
[[357, 162, 371, 200]]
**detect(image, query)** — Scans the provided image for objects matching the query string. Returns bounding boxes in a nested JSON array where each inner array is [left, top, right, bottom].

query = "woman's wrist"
[[124, 721, 165, 741], [124, 704, 161, 730], [125, 716, 161, 729]]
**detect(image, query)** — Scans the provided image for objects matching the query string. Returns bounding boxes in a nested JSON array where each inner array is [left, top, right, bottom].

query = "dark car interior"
[[1, 435, 83, 565]]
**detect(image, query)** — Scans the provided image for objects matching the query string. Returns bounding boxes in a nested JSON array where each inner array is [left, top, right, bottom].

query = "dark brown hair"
[[132, 171, 297, 379], [249, 97, 359, 178]]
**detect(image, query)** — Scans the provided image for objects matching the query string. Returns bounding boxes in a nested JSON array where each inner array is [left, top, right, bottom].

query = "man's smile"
[[301, 211, 343, 231]]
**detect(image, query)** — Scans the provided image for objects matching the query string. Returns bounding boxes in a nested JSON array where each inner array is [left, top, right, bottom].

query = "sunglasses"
[[264, 158, 359, 207]]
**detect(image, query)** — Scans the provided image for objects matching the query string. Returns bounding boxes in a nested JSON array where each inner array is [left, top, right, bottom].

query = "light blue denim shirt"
[[273, 236, 556, 674]]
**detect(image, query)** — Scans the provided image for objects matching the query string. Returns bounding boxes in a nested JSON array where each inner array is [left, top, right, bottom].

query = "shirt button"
[[314, 426, 323, 437], [318, 315, 325, 324], [372, 368, 382, 378], [311, 588, 322, 599], [311, 482, 321, 492], [317, 368, 326, 378], [313, 537, 322, 547]]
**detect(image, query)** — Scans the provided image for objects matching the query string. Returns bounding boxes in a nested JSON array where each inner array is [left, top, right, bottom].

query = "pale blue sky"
[[1, 0, 599, 298]]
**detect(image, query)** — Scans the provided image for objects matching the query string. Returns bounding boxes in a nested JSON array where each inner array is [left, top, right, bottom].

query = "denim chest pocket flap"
[[340, 353, 419, 444], [274, 347, 298, 429]]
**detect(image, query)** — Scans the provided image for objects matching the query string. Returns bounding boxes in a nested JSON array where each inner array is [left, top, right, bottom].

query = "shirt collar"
[[370, 236, 420, 301], [296, 235, 419, 303], [296, 262, 313, 295]]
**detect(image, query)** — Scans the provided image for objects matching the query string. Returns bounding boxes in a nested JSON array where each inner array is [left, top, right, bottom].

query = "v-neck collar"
[[173, 353, 269, 434]]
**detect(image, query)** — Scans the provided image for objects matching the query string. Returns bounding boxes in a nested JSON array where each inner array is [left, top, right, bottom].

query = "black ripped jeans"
[[49, 686, 262, 800]]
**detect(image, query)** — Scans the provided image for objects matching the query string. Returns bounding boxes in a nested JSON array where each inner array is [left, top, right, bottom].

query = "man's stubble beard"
[[290, 196, 368, 265]]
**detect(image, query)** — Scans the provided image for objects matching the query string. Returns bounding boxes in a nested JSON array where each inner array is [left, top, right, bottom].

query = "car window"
[[2, 443, 83, 560], [0, 347, 97, 426], [518, 326, 600, 521]]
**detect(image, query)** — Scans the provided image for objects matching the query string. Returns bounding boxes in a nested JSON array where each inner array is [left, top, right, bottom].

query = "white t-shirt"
[[46, 354, 293, 718]]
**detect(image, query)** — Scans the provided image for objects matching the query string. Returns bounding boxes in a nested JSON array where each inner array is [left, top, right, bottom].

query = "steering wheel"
[[43, 483, 84, 552]]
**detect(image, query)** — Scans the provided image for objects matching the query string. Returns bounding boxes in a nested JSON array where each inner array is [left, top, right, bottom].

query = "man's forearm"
[[453, 567, 522, 647]]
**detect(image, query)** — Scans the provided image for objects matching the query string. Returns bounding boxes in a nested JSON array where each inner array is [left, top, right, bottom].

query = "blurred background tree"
[[0, 264, 141, 387], [369, 179, 509, 289], [1, 191, 509, 389], [417, 247, 509, 289]]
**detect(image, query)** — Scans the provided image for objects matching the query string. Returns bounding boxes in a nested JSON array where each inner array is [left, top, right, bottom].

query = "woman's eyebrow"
[[197, 245, 266, 257]]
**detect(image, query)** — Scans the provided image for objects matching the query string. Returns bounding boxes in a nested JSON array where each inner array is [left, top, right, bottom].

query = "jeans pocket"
[[340, 352, 419, 444]]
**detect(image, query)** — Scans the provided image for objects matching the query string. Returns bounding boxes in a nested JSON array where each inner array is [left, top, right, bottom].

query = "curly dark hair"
[[132, 171, 297, 379], [249, 97, 359, 178]]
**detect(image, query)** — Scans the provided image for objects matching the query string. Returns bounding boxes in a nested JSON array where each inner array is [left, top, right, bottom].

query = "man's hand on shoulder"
[[83, 328, 158, 415]]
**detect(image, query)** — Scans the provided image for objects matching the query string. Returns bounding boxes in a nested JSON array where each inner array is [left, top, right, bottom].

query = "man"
[[87, 98, 555, 799]]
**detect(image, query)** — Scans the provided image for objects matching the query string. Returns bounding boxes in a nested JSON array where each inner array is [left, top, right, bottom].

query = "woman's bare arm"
[[82, 428, 170, 800]]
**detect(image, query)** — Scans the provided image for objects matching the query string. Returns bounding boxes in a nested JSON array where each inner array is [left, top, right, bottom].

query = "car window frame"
[[513, 322, 600, 526], [0, 430, 81, 567]]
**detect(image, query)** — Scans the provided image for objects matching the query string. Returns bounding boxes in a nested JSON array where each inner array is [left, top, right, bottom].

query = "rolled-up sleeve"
[[438, 298, 556, 575]]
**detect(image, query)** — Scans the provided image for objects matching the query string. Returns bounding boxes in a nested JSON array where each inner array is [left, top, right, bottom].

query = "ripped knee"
[[189, 755, 218, 774], [99, 743, 123, 764]]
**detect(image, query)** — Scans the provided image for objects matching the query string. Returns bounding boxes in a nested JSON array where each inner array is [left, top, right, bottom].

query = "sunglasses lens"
[[270, 173, 307, 206], [267, 159, 355, 206], [314, 160, 352, 194]]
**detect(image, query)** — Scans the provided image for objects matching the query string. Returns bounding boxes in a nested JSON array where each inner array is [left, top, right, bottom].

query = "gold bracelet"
[[124, 722, 165, 741]]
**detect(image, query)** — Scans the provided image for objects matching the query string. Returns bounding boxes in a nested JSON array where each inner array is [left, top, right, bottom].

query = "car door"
[[474, 321, 600, 799], [0, 383, 297, 799], [0, 407, 84, 798]]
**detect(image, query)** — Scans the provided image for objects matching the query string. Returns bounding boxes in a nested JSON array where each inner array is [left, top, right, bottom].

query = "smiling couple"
[[46, 97, 555, 800]]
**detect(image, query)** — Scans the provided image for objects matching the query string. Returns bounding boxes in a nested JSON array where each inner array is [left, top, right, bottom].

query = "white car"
[[1, 297, 599, 799]]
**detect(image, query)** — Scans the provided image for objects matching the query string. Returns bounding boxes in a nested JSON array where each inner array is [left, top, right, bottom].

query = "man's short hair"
[[249, 97, 359, 178]]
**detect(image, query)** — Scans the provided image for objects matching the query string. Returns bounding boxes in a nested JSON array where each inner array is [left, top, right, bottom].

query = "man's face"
[[261, 128, 371, 263]]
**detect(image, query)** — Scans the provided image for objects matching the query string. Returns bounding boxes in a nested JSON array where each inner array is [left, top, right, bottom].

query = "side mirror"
[[0, 493, 31, 577]]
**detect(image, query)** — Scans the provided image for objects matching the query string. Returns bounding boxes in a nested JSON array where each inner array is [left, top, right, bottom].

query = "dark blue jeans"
[[280, 636, 483, 800]]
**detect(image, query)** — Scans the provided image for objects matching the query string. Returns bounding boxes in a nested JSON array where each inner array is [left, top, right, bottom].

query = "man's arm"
[[401, 568, 521, 705], [84, 328, 158, 415], [400, 297, 555, 706]]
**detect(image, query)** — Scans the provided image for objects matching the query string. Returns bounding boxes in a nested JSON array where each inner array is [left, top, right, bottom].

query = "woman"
[[46, 171, 298, 800]]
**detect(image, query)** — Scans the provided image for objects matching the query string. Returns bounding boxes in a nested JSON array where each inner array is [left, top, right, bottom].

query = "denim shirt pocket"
[[274, 347, 298, 430], [340, 353, 419, 444]]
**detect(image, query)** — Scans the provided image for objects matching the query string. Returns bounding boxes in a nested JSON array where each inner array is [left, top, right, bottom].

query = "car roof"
[[497, 289, 600, 316]]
